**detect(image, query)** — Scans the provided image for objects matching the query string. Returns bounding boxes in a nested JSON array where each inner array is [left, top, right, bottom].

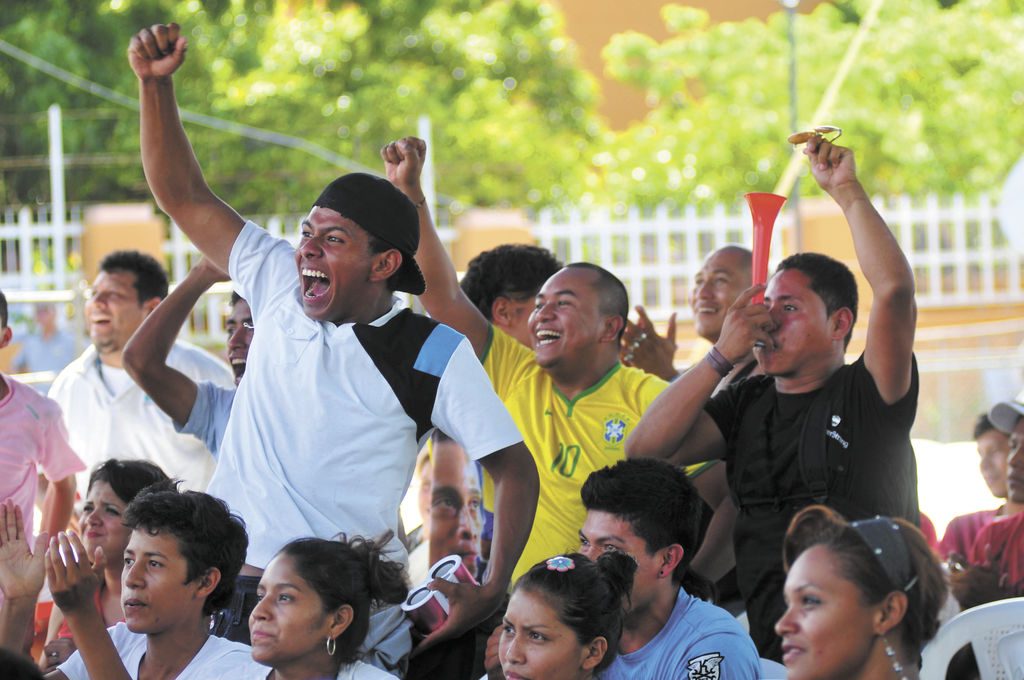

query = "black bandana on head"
[[850, 516, 918, 592], [312, 173, 426, 294]]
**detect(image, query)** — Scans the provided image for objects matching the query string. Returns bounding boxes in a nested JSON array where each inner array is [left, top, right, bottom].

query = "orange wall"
[[553, 0, 830, 129]]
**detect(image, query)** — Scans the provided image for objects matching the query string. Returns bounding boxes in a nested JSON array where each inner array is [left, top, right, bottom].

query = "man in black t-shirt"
[[626, 136, 919, 660]]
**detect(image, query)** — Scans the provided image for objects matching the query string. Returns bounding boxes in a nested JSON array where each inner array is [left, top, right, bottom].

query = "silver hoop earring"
[[326, 636, 336, 656]]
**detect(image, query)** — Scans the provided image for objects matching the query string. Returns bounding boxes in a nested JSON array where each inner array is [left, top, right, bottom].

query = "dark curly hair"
[[514, 552, 635, 672], [459, 244, 561, 319], [124, 481, 247, 616], [279, 535, 408, 665], [99, 250, 169, 302]]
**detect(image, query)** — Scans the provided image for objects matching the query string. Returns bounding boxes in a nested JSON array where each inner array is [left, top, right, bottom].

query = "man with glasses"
[[49, 251, 233, 491]]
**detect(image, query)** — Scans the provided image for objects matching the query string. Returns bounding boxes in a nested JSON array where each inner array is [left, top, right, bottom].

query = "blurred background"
[[2, 0, 1022, 528]]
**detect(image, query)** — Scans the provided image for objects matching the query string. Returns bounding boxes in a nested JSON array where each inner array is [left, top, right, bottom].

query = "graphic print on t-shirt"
[[686, 651, 724, 680]]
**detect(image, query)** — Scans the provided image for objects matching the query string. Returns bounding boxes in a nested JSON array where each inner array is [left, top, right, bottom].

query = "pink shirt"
[[0, 372, 84, 542]]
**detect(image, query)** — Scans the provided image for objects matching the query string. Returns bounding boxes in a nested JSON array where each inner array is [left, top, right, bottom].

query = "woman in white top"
[[240, 535, 408, 680]]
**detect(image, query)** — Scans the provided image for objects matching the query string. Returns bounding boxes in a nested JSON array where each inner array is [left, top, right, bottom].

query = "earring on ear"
[[882, 636, 909, 680], [326, 636, 336, 656]]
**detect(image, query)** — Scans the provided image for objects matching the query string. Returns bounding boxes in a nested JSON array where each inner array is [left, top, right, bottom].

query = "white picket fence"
[[535, 193, 1023, 317], [534, 202, 789, 319], [1, 193, 1022, 325]]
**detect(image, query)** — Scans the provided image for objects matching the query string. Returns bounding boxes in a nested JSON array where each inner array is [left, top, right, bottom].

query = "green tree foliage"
[[0, 0, 600, 212], [0, 0, 182, 206], [4, 1, 1023, 214], [597, 0, 1024, 209]]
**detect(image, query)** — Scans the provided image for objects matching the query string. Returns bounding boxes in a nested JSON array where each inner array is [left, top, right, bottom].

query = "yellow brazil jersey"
[[481, 327, 714, 583]]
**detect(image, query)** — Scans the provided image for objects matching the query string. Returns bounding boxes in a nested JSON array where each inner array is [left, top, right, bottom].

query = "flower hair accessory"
[[546, 556, 575, 572]]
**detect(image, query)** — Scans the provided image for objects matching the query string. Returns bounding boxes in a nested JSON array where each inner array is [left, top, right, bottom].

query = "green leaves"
[[1, 0, 1020, 213], [598, 0, 1024, 208], [0, 0, 598, 212]]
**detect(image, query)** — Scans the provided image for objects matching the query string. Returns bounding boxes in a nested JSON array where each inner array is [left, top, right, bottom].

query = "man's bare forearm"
[[382, 138, 490, 355], [626, 359, 722, 464], [139, 79, 241, 269], [139, 78, 206, 218], [123, 264, 223, 425], [479, 442, 538, 594], [832, 181, 915, 301], [0, 596, 34, 653], [690, 466, 737, 582], [825, 167, 916, 403], [131, 24, 243, 269]]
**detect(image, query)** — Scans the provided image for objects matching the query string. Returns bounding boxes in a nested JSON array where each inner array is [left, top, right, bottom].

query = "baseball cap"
[[312, 173, 426, 295], [989, 387, 1024, 434]]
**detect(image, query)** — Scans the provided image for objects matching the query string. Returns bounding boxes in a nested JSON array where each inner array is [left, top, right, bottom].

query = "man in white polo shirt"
[[49, 250, 233, 491], [128, 21, 539, 666]]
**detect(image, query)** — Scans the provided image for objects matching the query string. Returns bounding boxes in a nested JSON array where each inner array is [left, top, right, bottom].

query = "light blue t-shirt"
[[602, 588, 760, 680], [175, 380, 236, 459]]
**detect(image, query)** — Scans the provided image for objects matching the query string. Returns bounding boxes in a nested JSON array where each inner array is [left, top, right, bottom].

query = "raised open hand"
[[620, 305, 678, 381], [46, 532, 105, 615], [128, 23, 187, 80], [0, 500, 47, 602]]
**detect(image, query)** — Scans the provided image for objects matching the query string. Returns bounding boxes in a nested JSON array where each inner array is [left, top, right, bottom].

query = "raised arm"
[[123, 258, 227, 425], [46, 533, 131, 680], [627, 286, 771, 465], [128, 23, 244, 271], [381, 137, 491, 357], [39, 475, 76, 538], [417, 441, 537, 654], [805, 138, 916, 404], [0, 501, 46, 655]]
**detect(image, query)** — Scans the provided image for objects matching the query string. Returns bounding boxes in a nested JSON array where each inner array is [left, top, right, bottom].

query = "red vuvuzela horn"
[[744, 192, 787, 304]]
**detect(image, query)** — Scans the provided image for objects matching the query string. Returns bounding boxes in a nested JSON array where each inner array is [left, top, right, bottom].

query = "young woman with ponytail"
[[499, 552, 635, 680], [239, 535, 408, 680]]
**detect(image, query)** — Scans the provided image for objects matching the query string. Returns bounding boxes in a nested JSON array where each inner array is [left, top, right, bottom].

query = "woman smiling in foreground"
[[776, 505, 946, 680]]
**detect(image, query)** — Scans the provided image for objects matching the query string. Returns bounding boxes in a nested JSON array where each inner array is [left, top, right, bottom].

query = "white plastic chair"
[[921, 598, 1024, 680], [998, 630, 1024, 680], [758, 657, 787, 679]]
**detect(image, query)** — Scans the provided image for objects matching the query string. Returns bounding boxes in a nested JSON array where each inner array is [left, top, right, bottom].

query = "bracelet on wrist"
[[411, 196, 427, 209], [705, 346, 734, 378]]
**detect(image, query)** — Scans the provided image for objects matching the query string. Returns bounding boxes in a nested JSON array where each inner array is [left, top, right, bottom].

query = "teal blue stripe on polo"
[[413, 324, 463, 377]]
